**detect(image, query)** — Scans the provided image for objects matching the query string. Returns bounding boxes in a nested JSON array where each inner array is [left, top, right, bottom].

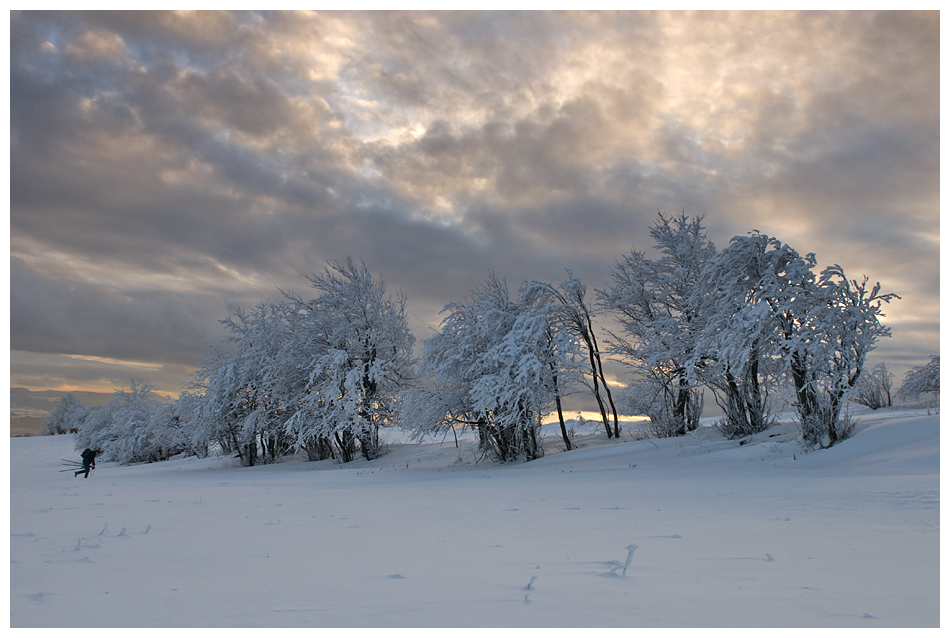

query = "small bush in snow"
[[851, 362, 894, 410], [715, 413, 772, 440], [798, 395, 858, 448]]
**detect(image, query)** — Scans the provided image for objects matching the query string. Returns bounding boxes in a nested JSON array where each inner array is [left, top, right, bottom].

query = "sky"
[[7, 10, 941, 400]]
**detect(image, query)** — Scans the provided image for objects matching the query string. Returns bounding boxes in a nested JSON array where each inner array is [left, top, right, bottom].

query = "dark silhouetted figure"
[[75, 448, 97, 478]]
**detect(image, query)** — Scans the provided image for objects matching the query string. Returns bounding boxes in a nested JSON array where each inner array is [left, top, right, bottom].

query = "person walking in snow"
[[75, 448, 98, 478]]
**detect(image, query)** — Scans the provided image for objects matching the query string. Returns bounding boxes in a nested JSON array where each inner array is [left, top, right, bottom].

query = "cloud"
[[10, 257, 229, 368], [10, 351, 197, 397], [9, 10, 939, 393]]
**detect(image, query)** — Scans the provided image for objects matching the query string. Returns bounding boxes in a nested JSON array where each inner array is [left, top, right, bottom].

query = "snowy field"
[[9, 408, 939, 628]]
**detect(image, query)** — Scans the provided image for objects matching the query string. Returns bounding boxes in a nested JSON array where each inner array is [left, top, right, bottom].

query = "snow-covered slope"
[[9, 408, 939, 627]]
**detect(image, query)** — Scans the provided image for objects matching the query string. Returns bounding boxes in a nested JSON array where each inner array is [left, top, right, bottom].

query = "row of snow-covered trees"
[[45, 259, 416, 466], [40, 380, 193, 464], [600, 213, 901, 447], [45, 212, 924, 465]]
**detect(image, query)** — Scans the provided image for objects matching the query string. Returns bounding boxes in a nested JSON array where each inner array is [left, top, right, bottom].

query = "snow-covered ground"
[[10, 408, 939, 627]]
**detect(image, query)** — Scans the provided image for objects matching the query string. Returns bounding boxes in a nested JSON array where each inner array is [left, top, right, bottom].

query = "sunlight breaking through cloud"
[[9, 10, 939, 398]]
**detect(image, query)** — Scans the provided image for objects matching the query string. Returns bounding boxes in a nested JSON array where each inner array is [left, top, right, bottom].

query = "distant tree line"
[[44, 212, 933, 465]]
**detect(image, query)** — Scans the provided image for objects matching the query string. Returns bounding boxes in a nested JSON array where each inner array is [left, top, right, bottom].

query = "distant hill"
[[9, 388, 114, 437]]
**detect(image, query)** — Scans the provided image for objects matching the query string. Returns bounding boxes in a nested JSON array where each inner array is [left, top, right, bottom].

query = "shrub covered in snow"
[[851, 362, 894, 410]]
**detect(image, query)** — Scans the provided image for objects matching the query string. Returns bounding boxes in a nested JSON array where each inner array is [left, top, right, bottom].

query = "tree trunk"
[[672, 376, 692, 435], [334, 430, 355, 463], [586, 340, 613, 439], [244, 440, 258, 467], [587, 325, 620, 437], [550, 364, 571, 450]]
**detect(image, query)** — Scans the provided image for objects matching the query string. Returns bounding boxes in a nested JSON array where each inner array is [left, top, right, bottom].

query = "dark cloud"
[[9, 10, 939, 394], [10, 257, 230, 367]]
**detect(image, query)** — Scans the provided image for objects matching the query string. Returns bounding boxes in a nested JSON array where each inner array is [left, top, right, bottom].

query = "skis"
[[60, 459, 85, 473]]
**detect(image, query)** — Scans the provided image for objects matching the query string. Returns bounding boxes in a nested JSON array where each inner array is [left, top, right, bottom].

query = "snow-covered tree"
[[73, 403, 112, 458], [522, 271, 620, 441], [106, 381, 168, 464], [142, 395, 196, 462], [898, 355, 939, 412], [599, 212, 714, 436], [188, 301, 297, 466], [795, 266, 899, 445], [187, 340, 240, 457], [186, 259, 414, 465], [687, 232, 806, 438], [409, 274, 581, 462], [40, 393, 89, 435], [695, 232, 898, 446], [281, 258, 416, 462]]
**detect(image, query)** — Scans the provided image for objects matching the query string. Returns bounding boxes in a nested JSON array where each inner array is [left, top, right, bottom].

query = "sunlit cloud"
[[67, 355, 166, 371], [9, 10, 938, 396]]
